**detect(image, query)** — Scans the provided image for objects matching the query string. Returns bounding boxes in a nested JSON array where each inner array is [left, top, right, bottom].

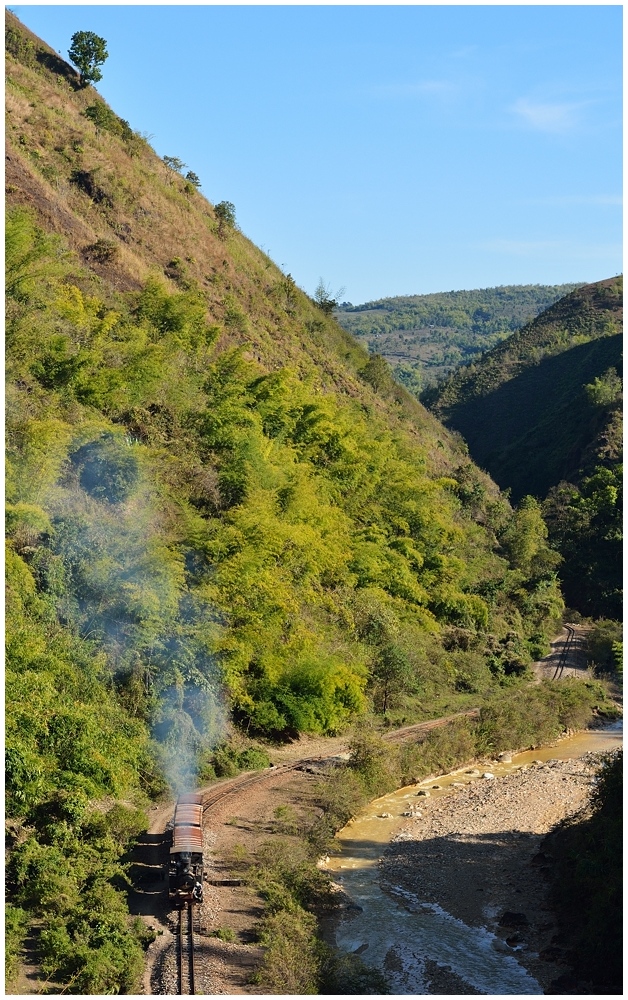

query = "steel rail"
[[199, 709, 482, 817], [553, 625, 576, 680]]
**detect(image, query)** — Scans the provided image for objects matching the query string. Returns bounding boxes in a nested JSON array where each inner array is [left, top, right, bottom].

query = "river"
[[322, 723, 622, 994]]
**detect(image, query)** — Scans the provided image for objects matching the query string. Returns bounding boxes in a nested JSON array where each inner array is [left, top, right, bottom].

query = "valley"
[[4, 10, 622, 997]]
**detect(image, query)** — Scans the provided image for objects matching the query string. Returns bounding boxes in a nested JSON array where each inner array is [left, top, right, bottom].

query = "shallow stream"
[[323, 722, 622, 994]]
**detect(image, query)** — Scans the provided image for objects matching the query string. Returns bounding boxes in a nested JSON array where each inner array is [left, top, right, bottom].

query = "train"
[[168, 793, 204, 906]]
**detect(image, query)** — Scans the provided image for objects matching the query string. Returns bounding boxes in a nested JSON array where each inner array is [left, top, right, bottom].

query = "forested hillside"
[[3, 11, 602, 993], [423, 279, 623, 617], [335, 284, 580, 393]]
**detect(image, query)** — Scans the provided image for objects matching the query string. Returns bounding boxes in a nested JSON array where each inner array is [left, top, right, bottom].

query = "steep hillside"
[[336, 283, 581, 392], [5, 8, 564, 736], [423, 279, 622, 616], [5, 13, 571, 992]]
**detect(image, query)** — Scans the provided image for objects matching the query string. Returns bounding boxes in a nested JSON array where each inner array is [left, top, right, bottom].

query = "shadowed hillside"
[[423, 279, 622, 617]]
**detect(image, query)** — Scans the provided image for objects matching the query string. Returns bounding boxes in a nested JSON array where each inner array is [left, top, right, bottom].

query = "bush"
[[253, 908, 320, 994], [5, 905, 29, 987], [400, 718, 477, 784], [348, 728, 400, 796], [70, 434, 139, 504], [211, 926, 235, 942], [252, 838, 333, 913], [586, 620, 623, 677], [319, 947, 389, 994]]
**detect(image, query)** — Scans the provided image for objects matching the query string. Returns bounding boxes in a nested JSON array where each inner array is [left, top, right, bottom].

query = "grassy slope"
[[4, 11, 455, 461], [423, 278, 623, 500]]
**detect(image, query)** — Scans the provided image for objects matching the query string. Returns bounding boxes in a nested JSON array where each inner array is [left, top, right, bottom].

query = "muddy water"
[[323, 723, 622, 994]]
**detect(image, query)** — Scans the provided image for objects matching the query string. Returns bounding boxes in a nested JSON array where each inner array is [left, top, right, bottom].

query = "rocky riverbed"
[[381, 750, 618, 994]]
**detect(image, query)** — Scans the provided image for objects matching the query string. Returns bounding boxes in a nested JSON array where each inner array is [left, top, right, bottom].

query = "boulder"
[[482, 772, 495, 780], [416, 790, 430, 797]]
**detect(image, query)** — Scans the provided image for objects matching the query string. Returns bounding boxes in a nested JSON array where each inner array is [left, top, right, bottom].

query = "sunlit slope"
[[6, 9, 565, 743]]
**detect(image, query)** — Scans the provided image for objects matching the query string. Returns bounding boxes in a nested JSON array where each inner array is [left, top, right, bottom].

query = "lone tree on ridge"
[[68, 30, 109, 87]]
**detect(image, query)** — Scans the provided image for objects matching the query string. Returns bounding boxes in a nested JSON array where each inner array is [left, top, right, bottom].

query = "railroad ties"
[[178, 902, 195, 995]]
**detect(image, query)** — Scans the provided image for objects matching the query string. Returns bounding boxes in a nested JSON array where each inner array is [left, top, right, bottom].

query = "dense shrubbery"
[[6, 208, 565, 748], [585, 620, 623, 678], [544, 466, 623, 619]]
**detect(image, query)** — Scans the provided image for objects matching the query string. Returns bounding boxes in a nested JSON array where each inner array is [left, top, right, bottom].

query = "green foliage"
[[70, 434, 140, 503], [253, 908, 320, 994], [201, 743, 271, 780], [585, 620, 623, 678], [545, 751, 623, 992], [83, 101, 135, 145], [163, 154, 186, 174], [314, 277, 344, 315], [584, 367, 622, 408], [400, 717, 477, 783], [215, 200, 236, 237], [185, 170, 201, 189], [6, 207, 71, 303], [544, 465, 622, 618], [68, 30, 108, 87], [360, 353, 396, 395], [474, 680, 605, 755], [319, 948, 390, 994], [349, 728, 401, 796], [5, 905, 29, 988], [424, 281, 622, 503], [211, 926, 236, 942]]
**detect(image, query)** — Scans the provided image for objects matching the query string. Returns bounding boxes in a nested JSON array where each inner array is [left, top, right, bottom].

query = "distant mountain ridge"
[[335, 283, 582, 392]]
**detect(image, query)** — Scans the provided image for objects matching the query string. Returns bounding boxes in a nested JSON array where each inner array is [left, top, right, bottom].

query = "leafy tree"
[[214, 200, 236, 238], [163, 155, 186, 174], [314, 278, 345, 315], [584, 367, 622, 408], [370, 642, 415, 714], [68, 31, 108, 87], [185, 170, 201, 188]]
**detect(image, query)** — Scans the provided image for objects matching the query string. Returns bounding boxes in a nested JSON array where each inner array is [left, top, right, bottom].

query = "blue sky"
[[11, 4, 623, 303]]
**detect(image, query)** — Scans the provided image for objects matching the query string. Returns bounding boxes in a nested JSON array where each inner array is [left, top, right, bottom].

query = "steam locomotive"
[[168, 793, 204, 906]]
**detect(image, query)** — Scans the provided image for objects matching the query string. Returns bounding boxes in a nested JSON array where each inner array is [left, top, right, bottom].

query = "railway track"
[[177, 902, 195, 995], [552, 624, 576, 680], [198, 709, 481, 816]]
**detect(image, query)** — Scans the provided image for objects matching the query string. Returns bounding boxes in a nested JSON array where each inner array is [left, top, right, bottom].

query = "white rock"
[[482, 772, 495, 780], [379, 812, 393, 818]]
